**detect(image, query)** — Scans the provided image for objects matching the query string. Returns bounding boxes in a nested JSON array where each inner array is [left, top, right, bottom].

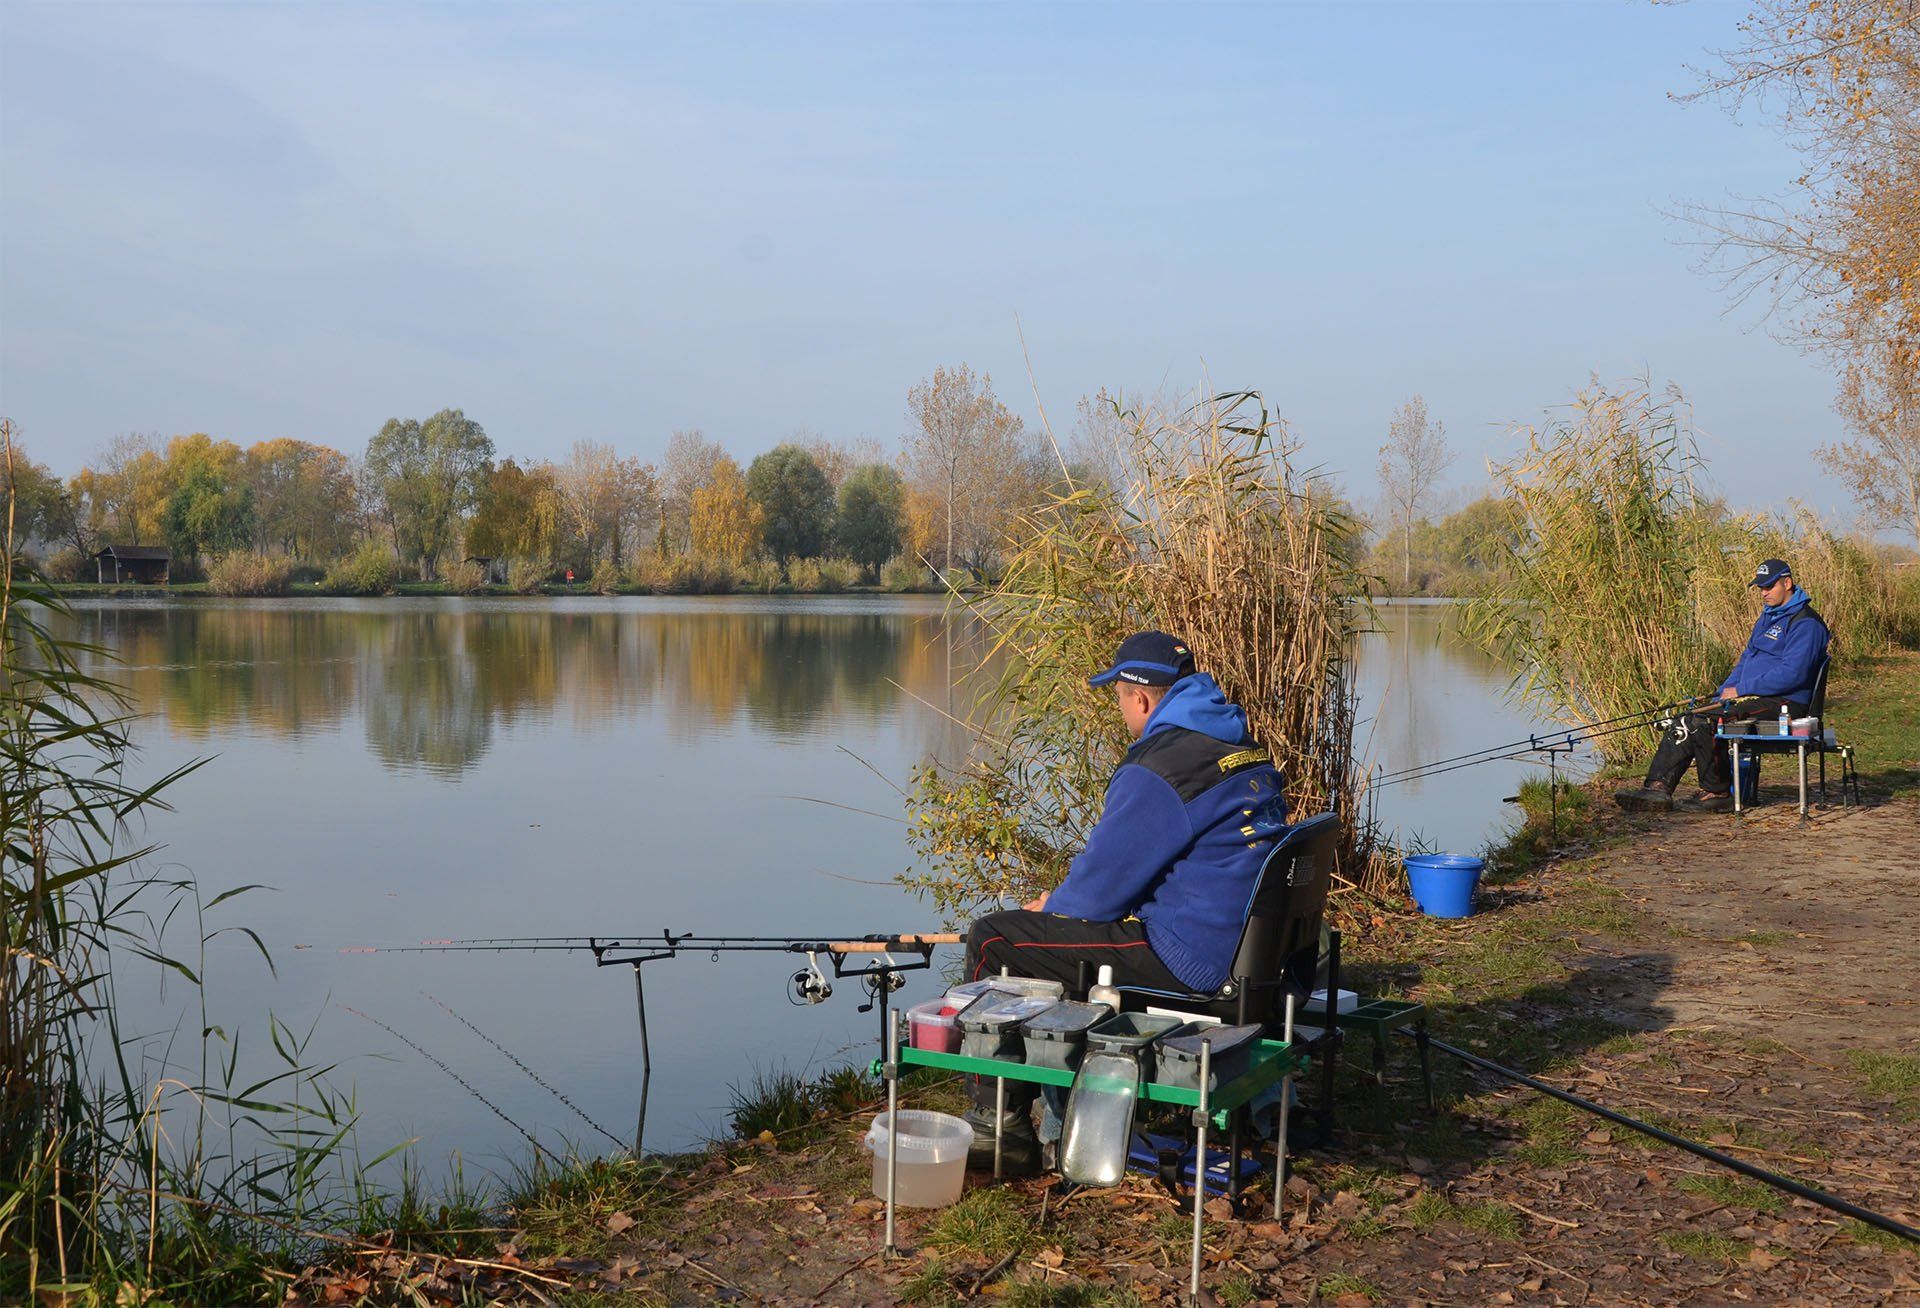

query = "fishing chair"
[[1726, 656, 1860, 810], [1110, 812, 1345, 1195]]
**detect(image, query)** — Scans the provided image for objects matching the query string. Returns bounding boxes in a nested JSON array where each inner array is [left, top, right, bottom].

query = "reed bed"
[[904, 388, 1385, 908], [1467, 381, 1920, 765], [1465, 383, 1733, 764]]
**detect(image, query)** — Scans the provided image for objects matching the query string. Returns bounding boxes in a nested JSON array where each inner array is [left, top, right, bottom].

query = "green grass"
[[1843, 1220, 1919, 1255], [1343, 1212, 1393, 1240], [504, 1154, 676, 1258], [1846, 1050, 1920, 1120], [1399, 1190, 1520, 1239], [1734, 930, 1790, 947], [1825, 650, 1920, 794], [923, 1188, 1038, 1263], [1001, 1278, 1131, 1308], [1311, 1272, 1385, 1301], [1676, 1174, 1786, 1214], [1660, 1230, 1752, 1262], [1215, 1272, 1257, 1306]]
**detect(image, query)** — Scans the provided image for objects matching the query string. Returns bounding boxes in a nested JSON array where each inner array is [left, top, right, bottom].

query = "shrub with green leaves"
[[206, 551, 293, 596], [322, 542, 399, 596]]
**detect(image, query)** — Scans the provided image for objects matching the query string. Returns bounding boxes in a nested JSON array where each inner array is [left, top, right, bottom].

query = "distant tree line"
[[11, 364, 1070, 588]]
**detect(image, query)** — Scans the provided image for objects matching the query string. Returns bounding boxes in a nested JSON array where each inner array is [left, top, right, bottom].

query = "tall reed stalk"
[[1464, 383, 1730, 764], [903, 389, 1383, 909]]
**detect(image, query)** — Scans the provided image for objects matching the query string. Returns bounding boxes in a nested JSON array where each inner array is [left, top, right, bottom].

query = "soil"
[[290, 793, 1920, 1306]]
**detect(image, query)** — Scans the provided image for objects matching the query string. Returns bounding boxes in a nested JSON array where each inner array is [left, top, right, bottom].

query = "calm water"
[[62, 596, 1553, 1175]]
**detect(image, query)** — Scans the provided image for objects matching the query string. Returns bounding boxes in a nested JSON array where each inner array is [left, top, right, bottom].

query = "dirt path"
[[1594, 796, 1919, 1057]]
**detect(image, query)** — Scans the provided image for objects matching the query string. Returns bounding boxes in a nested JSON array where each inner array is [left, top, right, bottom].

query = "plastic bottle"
[[1087, 965, 1121, 1014], [1779, 703, 1791, 736]]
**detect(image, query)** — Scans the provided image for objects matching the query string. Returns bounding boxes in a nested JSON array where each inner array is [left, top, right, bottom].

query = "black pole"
[[632, 962, 652, 1157], [1414, 1033, 1920, 1245]]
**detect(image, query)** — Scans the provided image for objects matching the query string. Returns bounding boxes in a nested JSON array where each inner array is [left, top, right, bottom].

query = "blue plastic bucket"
[[1406, 854, 1485, 919], [1734, 754, 1760, 805]]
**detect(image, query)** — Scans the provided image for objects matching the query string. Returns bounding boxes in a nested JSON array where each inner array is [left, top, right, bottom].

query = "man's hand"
[[1719, 687, 1738, 702], [1022, 892, 1049, 913]]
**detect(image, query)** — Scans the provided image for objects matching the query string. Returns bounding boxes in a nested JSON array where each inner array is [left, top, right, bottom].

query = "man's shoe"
[[1613, 785, 1674, 812], [1695, 792, 1735, 813]]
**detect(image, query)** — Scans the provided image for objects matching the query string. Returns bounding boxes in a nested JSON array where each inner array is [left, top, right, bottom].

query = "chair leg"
[[1820, 749, 1828, 800], [1319, 930, 1341, 1144], [1370, 1033, 1388, 1132], [1414, 1020, 1435, 1114]]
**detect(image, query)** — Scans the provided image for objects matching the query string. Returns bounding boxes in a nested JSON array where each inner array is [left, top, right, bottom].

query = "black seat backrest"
[[1228, 812, 1339, 1021], [1807, 654, 1831, 721]]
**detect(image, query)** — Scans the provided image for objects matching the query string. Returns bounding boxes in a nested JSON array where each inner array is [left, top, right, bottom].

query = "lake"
[[59, 595, 1557, 1178]]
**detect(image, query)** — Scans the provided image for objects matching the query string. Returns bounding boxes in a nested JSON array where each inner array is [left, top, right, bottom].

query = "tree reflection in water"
[[59, 599, 979, 778]]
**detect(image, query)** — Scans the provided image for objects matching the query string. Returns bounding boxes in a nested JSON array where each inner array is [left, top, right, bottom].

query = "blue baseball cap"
[[1088, 631, 1196, 687], [1749, 558, 1792, 588]]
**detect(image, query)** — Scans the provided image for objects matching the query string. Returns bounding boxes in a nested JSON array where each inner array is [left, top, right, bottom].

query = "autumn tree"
[[745, 444, 835, 562], [1685, 2, 1920, 538], [689, 455, 764, 566], [72, 433, 166, 544], [244, 438, 360, 559], [1821, 335, 1920, 542], [364, 408, 494, 578], [467, 458, 562, 562], [794, 431, 886, 491], [2, 444, 84, 558], [903, 364, 1030, 575], [552, 441, 659, 568], [835, 464, 906, 578], [660, 428, 727, 556], [1377, 395, 1453, 589]]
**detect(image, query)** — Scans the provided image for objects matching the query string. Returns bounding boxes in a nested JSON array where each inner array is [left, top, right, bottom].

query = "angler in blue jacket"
[[1616, 558, 1830, 813], [958, 631, 1290, 1170]]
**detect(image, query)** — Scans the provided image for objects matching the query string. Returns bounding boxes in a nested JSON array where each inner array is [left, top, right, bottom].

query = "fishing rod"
[[346, 928, 963, 1155], [1406, 1030, 1920, 1246], [1368, 694, 1717, 790]]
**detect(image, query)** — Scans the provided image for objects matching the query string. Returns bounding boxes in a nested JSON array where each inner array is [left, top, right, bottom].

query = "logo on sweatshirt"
[[1765, 625, 1783, 641]]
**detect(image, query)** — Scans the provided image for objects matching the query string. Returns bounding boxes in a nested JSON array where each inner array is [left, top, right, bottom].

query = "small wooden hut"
[[94, 545, 172, 584]]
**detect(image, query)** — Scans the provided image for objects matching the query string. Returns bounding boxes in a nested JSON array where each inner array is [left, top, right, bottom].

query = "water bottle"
[[1778, 703, 1790, 736], [1087, 965, 1121, 1014]]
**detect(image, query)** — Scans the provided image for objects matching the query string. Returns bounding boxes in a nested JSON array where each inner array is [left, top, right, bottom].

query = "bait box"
[[1085, 1012, 1191, 1082], [1153, 1023, 1265, 1092], [906, 998, 966, 1054], [946, 976, 1066, 1006], [957, 994, 1057, 1061], [1019, 1000, 1111, 1072]]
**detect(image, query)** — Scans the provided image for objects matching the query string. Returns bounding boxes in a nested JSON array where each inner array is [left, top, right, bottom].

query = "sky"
[[0, 1, 1854, 518]]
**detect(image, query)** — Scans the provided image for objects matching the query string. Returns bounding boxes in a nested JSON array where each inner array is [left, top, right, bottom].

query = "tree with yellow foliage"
[[1686, 0, 1920, 541], [689, 455, 765, 566]]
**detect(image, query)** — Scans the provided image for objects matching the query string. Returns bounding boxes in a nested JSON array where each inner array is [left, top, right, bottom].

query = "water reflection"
[[67, 598, 971, 778]]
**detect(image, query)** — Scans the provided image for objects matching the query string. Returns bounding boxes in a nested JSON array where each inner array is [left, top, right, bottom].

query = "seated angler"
[[960, 631, 1290, 1172], [1615, 557, 1830, 814]]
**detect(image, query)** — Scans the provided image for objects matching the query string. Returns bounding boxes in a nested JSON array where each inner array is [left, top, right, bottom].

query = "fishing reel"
[[789, 951, 833, 1005], [857, 957, 907, 1014]]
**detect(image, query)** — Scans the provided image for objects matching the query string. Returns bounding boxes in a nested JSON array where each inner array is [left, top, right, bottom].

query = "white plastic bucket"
[[861, 1109, 970, 1208]]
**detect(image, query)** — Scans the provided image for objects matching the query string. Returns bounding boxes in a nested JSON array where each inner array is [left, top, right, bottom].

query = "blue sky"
[[0, 1, 1847, 516]]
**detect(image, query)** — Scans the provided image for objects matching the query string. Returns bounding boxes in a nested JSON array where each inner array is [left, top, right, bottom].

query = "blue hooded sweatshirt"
[[1717, 588, 1829, 704], [1043, 673, 1289, 992]]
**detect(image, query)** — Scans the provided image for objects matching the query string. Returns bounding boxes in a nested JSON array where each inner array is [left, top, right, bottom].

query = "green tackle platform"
[[1299, 996, 1433, 1128], [877, 1036, 1310, 1132]]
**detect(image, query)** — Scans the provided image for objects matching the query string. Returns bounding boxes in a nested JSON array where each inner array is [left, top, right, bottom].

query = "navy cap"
[[1088, 631, 1196, 687], [1749, 558, 1792, 588]]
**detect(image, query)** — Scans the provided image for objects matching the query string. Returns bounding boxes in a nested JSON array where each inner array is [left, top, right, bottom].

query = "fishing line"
[[421, 991, 626, 1150], [341, 1005, 557, 1164]]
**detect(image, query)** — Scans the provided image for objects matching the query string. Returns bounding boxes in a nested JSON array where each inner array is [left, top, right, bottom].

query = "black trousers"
[[1646, 697, 1804, 792], [964, 909, 1191, 995]]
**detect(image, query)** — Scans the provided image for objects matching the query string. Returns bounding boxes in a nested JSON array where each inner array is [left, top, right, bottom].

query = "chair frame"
[[1109, 812, 1345, 1199]]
